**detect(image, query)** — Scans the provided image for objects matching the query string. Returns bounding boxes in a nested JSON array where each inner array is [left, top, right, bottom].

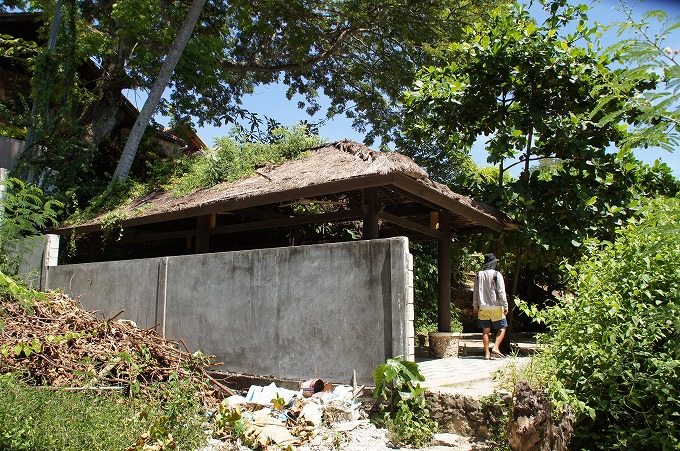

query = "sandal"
[[491, 349, 505, 358]]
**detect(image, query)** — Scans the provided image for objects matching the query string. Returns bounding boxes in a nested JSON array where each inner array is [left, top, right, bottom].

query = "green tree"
[[524, 196, 680, 450], [9, 0, 501, 195], [401, 1, 679, 300], [403, 1, 626, 185], [595, 3, 680, 153]]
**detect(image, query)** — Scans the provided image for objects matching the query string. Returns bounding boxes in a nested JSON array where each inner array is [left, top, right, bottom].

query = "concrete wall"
[[0, 136, 24, 170], [45, 238, 414, 385], [10, 234, 59, 290]]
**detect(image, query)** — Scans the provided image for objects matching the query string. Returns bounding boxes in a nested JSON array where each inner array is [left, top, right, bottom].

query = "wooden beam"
[[118, 208, 365, 244], [362, 187, 379, 240], [390, 174, 509, 232], [430, 211, 439, 230], [438, 210, 452, 333], [220, 207, 290, 220], [195, 213, 215, 253], [377, 211, 444, 240]]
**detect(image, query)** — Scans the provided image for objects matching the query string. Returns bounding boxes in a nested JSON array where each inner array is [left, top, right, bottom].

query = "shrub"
[[173, 124, 324, 196], [525, 196, 680, 449], [373, 356, 437, 447], [0, 178, 62, 274]]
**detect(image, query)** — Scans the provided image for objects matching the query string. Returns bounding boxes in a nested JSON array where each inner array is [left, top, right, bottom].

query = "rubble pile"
[[0, 290, 197, 388], [211, 381, 366, 449]]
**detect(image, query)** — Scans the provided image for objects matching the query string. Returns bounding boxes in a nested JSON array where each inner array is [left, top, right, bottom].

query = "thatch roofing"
[[55, 140, 517, 242]]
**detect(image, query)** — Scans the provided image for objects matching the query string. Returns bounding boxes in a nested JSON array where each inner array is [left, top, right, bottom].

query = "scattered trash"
[[245, 383, 297, 406], [300, 402, 323, 426], [245, 408, 300, 447], [225, 394, 247, 406], [301, 378, 325, 397], [220, 380, 365, 449]]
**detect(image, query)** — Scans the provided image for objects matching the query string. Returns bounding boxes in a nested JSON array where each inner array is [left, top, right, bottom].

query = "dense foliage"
[[0, 178, 61, 274], [373, 356, 437, 447], [3, 0, 501, 204], [401, 0, 680, 301], [524, 196, 680, 450]]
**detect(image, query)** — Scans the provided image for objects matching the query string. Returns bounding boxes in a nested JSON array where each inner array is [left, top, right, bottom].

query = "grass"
[[66, 124, 324, 226], [0, 374, 208, 451]]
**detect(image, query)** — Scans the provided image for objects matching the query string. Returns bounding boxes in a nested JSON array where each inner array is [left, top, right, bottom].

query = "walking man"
[[473, 253, 508, 359]]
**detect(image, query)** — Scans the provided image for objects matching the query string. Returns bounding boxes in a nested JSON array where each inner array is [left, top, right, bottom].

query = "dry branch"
[[0, 291, 216, 392]]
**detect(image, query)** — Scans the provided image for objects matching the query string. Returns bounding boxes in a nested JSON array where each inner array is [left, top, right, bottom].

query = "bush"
[[373, 356, 437, 447], [525, 196, 680, 449], [0, 178, 62, 274]]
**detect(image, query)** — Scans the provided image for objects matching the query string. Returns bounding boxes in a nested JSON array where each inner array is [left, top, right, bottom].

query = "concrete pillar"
[[437, 210, 451, 332], [40, 234, 60, 290], [0, 167, 7, 216]]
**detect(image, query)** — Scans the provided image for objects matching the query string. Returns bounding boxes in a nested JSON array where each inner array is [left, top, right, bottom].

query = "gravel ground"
[[201, 418, 499, 451], [200, 361, 512, 451]]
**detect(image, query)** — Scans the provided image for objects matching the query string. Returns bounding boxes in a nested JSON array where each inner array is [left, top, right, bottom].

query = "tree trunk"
[[501, 247, 522, 355], [508, 381, 574, 451], [79, 93, 126, 149], [112, 0, 207, 181], [78, 43, 131, 150], [24, 0, 63, 183]]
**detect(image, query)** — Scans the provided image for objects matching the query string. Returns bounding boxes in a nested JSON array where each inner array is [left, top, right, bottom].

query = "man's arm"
[[473, 274, 479, 315], [496, 271, 509, 314]]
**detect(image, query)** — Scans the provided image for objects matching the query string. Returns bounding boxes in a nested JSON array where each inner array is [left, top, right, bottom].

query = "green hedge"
[[527, 196, 680, 450]]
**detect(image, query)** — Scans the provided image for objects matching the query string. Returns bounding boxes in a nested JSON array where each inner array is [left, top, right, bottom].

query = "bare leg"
[[492, 328, 506, 357], [482, 327, 491, 359]]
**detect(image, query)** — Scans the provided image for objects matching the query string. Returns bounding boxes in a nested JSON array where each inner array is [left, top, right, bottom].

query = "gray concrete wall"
[[45, 238, 414, 385], [0, 137, 24, 171], [47, 257, 164, 329], [11, 234, 59, 290]]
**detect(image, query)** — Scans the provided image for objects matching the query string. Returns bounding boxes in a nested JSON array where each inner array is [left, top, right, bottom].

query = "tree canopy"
[[401, 1, 679, 296], [596, 3, 680, 153], [4, 0, 501, 198]]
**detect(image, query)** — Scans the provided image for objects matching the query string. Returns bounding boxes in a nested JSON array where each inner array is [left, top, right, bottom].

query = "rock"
[[507, 381, 574, 451], [426, 391, 506, 439]]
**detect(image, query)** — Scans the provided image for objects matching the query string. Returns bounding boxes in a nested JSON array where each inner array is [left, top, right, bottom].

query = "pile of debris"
[[0, 289, 211, 390], [0, 286, 369, 449], [209, 380, 366, 449]]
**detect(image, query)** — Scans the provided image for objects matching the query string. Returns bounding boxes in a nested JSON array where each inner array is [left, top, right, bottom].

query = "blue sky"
[[139, 0, 680, 176]]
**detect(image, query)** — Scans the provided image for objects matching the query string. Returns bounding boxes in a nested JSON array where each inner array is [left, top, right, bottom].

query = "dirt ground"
[[201, 421, 499, 451]]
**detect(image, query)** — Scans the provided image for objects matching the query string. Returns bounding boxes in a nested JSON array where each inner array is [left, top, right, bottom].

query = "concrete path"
[[417, 354, 527, 396], [415, 332, 536, 397]]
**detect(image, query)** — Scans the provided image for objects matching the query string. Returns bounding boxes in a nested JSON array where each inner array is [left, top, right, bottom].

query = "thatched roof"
[[55, 141, 517, 244]]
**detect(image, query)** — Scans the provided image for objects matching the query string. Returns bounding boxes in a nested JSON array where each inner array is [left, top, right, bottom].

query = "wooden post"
[[438, 210, 451, 332], [362, 187, 379, 240], [89, 232, 103, 262], [194, 213, 215, 254]]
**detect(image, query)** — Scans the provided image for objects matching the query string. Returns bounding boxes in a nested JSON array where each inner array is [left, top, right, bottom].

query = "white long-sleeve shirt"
[[473, 269, 508, 310]]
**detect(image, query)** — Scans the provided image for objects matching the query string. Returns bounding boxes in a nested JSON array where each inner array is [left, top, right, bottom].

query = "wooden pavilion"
[[53, 140, 518, 332]]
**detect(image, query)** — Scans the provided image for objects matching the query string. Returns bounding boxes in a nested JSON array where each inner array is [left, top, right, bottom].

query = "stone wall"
[[426, 391, 512, 439]]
